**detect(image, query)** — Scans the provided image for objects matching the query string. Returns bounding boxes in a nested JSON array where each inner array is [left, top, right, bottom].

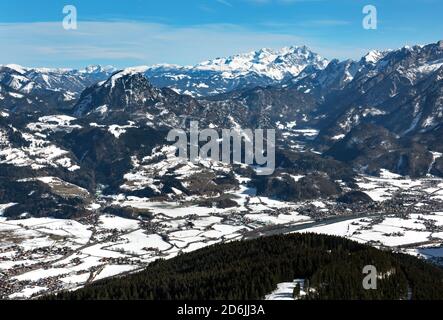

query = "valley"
[[2, 164, 443, 299]]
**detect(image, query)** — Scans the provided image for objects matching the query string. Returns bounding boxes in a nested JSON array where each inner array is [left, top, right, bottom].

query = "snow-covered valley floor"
[[2, 170, 443, 299]]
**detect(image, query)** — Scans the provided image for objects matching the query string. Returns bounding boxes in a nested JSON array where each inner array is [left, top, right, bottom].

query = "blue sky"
[[0, 0, 441, 68]]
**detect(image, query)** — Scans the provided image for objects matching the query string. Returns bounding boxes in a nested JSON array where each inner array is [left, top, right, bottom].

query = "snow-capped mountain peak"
[[78, 65, 117, 74], [362, 50, 389, 64], [2, 64, 28, 74], [194, 45, 328, 80], [94, 66, 152, 94], [107, 66, 149, 81]]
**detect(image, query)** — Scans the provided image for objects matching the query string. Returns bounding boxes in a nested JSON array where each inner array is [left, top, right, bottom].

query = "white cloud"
[[299, 20, 351, 27], [0, 21, 308, 68], [0, 20, 372, 68], [215, 0, 233, 7]]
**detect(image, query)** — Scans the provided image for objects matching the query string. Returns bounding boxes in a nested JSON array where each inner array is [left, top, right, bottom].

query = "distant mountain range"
[[145, 45, 328, 96], [0, 64, 116, 113], [0, 64, 116, 96], [1, 45, 328, 102]]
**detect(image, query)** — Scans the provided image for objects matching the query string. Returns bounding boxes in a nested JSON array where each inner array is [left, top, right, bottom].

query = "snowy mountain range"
[[0, 64, 116, 97], [145, 46, 328, 96], [0, 46, 327, 104], [1, 41, 443, 200]]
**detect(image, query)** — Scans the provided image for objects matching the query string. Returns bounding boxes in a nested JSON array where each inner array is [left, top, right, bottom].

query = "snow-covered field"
[[265, 279, 306, 300], [292, 171, 443, 262], [297, 214, 442, 250]]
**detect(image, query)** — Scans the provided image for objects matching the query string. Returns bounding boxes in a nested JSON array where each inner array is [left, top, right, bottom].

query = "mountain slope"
[[72, 67, 204, 127], [316, 41, 443, 142], [0, 64, 116, 113]]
